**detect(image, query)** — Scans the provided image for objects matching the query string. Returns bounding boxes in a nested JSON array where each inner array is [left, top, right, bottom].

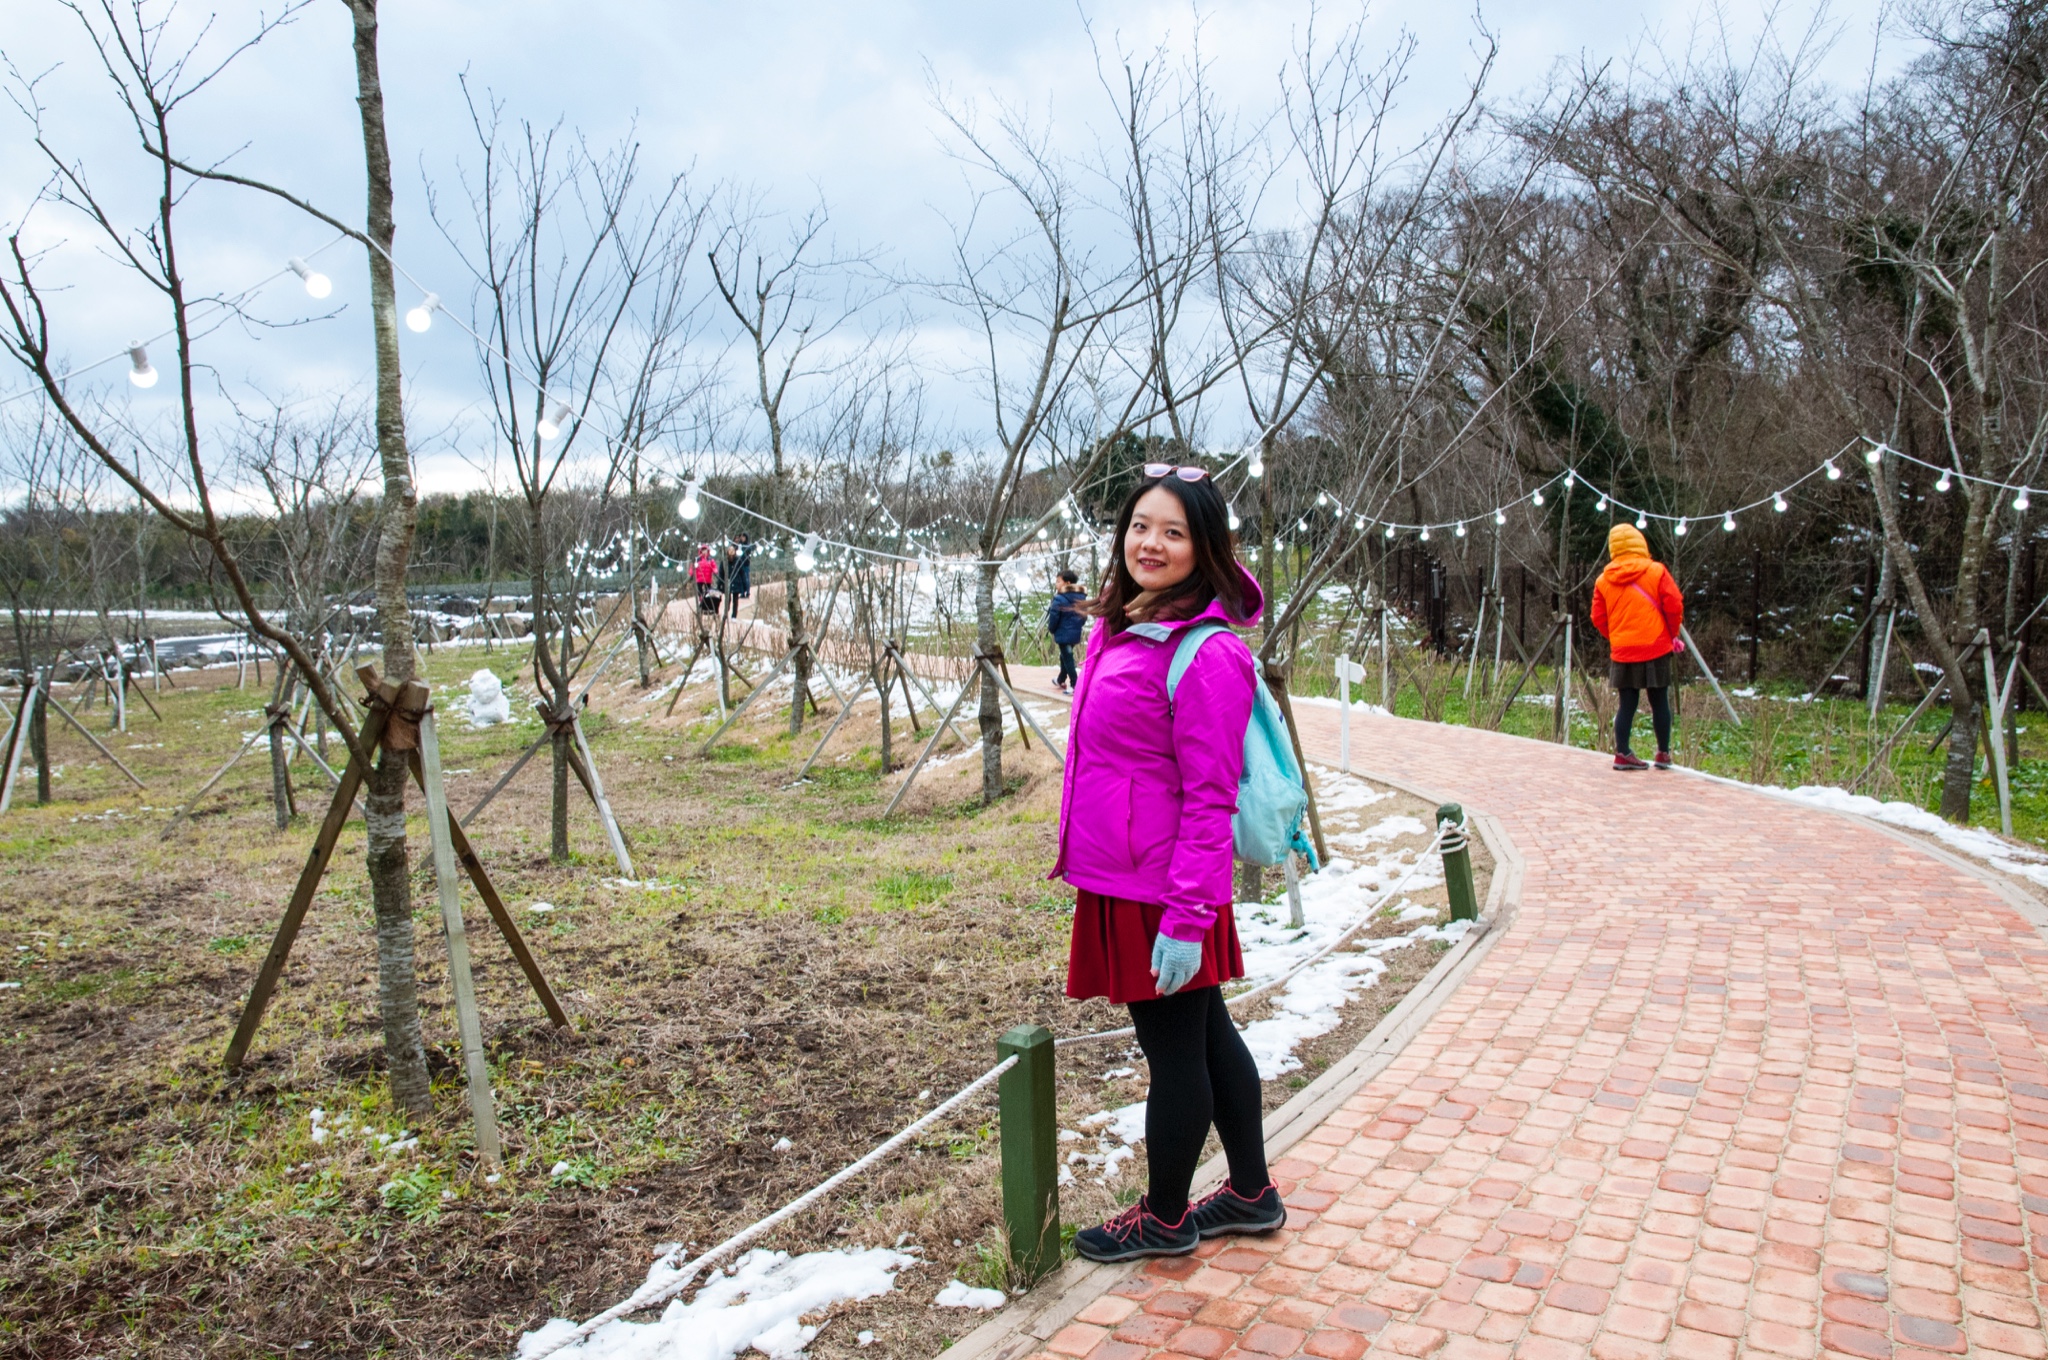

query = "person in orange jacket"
[[1590, 523, 1685, 770]]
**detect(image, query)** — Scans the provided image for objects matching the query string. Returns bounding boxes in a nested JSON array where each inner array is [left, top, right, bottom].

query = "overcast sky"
[[0, 0, 1912, 499]]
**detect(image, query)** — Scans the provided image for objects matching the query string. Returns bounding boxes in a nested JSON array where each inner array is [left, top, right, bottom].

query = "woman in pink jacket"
[[1055, 465, 1281, 1262]]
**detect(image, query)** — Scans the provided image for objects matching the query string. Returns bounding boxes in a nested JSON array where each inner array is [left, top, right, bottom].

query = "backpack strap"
[[1166, 624, 1233, 713]]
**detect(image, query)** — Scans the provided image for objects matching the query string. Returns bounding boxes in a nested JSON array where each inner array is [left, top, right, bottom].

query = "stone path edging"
[[942, 768, 1525, 1360]]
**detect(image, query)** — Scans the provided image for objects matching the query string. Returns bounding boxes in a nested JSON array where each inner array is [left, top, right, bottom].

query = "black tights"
[[1615, 686, 1672, 755], [1127, 984, 1269, 1222]]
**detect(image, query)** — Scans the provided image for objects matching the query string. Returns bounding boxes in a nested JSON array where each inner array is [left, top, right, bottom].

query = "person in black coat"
[[1047, 568, 1088, 693]]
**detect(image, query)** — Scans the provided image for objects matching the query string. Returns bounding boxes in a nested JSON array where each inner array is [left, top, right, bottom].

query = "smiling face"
[[1124, 485, 1196, 594]]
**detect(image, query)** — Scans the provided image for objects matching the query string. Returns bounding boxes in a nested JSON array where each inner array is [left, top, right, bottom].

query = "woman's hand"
[[1150, 934, 1204, 996]]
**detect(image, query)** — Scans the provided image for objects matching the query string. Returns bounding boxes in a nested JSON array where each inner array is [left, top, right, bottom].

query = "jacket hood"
[[1195, 562, 1264, 630], [1600, 554, 1661, 587], [1608, 523, 1649, 560]]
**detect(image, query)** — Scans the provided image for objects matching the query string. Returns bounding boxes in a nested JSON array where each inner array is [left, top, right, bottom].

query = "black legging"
[[1128, 984, 1269, 1222], [1056, 643, 1078, 687], [1615, 686, 1672, 756]]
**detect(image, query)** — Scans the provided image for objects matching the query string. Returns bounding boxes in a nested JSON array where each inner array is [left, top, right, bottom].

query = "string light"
[[1936, 471, 1952, 492], [2018, 491, 2033, 512], [1826, 460, 1842, 480], [1864, 442, 1884, 466], [1247, 457, 1264, 478], [794, 533, 821, 573], [1494, 510, 1506, 526], [1564, 469, 1576, 486], [1227, 506, 1240, 530], [1455, 521, 1466, 537], [1674, 518, 1689, 535], [286, 257, 332, 299], [1419, 527, 1431, 541], [126, 344, 157, 389], [1774, 493, 1788, 512], [1531, 488, 1545, 506], [915, 555, 938, 596], [678, 478, 703, 521], [1722, 514, 1737, 532], [1384, 524, 1395, 539], [1636, 513, 1649, 529], [537, 401, 573, 440], [1315, 491, 1328, 506], [404, 293, 439, 333], [1595, 495, 1607, 512]]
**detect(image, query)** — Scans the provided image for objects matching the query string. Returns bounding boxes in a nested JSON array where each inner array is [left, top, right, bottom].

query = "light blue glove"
[[1150, 934, 1204, 996]]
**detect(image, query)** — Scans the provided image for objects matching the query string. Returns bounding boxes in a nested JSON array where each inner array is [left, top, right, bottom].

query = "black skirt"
[[1610, 655, 1673, 690]]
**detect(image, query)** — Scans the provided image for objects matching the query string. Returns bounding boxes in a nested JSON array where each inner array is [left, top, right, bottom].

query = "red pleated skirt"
[[1065, 892, 1245, 1004]]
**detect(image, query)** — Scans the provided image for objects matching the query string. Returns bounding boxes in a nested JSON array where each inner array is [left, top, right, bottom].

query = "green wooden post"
[[997, 1023, 1059, 1282], [1437, 803, 1478, 923]]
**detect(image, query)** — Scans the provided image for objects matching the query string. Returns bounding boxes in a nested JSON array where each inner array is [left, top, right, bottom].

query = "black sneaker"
[[1188, 1182, 1287, 1239], [1072, 1198, 1199, 1263]]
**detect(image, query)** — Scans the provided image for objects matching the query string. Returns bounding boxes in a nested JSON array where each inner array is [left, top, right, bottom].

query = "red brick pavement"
[[1024, 711, 2048, 1360]]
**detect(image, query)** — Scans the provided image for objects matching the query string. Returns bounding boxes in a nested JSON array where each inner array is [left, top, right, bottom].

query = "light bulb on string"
[[1384, 524, 1396, 539], [2017, 490, 2033, 512], [1722, 514, 1737, 533], [1595, 495, 1607, 512], [287, 257, 332, 299], [126, 344, 157, 389], [1531, 488, 1545, 506], [1864, 442, 1884, 466], [537, 402, 573, 440], [1315, 491, 1328, 506], [915, 555, 938, 596], [794, 533, 821, 573], [1773, 493, 1789, 512], [1354, 515, 1365, 530], [1248, 457, 1264, 478], [1564, 469, 1576, 486], [1674, 518, 1689, 535], [1825, 460, 1841, 480], [1227, 506, 1240, 531], [1635, 513, 1649, 530], [404, 293, 439, 333], [1493, 510, 1506, 526], [678, 478, 702, 521], [1936, 471, 1952, 492], [1455, 521, 1467, 538]]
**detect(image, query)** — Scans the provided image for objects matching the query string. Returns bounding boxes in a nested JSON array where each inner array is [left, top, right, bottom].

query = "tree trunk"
[[31, 680, 48, 806], [550, 725, 570, 860], [1940, 692, 1978, 823], [878, 658, 893, 772], [349, 0, 431, 1117], [786, 568, 810, 736], [977, 563, 1004, 803]]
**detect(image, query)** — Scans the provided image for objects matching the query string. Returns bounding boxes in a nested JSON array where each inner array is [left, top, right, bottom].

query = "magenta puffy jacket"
[[1051, 567, 1262, 942]]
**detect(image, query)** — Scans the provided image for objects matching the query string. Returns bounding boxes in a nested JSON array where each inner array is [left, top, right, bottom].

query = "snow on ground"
[[515, 1247, 916, 1360], [1693, 773, 2048, 889], [1291, 694, 1393, 719]]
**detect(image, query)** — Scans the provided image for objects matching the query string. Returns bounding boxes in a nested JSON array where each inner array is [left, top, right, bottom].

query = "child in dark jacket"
[[1047, 570, 1088, 693]]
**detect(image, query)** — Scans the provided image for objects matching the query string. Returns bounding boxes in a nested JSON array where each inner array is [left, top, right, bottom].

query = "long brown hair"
[[1086, 474, 1246, 634]]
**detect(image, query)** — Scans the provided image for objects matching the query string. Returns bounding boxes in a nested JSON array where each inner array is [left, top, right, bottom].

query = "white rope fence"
[[528, 819, 1463, 1355], [1053, 823, 1454, 1049], [524, 1054, 1019, 1358]]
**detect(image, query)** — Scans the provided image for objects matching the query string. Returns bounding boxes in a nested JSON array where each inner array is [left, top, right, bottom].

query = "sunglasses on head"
[[1143, 463, 1209, 482]]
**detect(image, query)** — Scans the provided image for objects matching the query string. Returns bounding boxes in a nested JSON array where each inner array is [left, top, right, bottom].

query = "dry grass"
[[0, 636, 1480, 1359]]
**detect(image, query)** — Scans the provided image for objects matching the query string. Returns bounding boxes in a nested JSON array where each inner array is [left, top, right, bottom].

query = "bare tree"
[[0, 0, 436, 1112]]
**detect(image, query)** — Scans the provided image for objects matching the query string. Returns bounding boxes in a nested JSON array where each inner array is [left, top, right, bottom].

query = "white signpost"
[[1334, 655, 1367, 771]]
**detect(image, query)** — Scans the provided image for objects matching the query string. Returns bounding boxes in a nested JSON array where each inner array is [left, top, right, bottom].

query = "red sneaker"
[[1613, 752, 1649, 771], [1653, 751, 1673, 769]]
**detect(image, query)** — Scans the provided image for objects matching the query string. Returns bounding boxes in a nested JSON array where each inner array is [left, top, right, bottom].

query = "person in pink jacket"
[[1055, 464, 1282, 1262]]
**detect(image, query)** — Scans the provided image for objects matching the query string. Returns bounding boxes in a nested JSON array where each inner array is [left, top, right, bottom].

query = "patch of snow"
[[517, 1247, 915, 1360], [772, 1137, 793, 1153], [933, 1280, 1007, 1311], [857, 1331, 876, 1347], [530, 901, 556, 913], [1099, 1067, 1136, 1081]]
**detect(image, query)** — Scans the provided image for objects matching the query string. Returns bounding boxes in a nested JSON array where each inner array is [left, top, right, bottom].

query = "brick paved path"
[[1029, 711, 2048, 1360]]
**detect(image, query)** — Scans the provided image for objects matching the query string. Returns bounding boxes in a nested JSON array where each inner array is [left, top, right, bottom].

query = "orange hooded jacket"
[[1591, 524, 1684, 663]]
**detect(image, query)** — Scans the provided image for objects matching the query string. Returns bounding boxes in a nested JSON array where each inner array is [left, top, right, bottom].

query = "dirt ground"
[[0, 632, 1485, 1359]]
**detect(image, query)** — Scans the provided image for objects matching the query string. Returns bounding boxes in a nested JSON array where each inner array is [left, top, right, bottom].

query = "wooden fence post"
[[997, 1023, 1059, 1283]]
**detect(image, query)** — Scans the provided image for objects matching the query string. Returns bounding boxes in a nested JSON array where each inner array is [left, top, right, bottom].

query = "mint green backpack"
[[1167, 624, 1319, 870]]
